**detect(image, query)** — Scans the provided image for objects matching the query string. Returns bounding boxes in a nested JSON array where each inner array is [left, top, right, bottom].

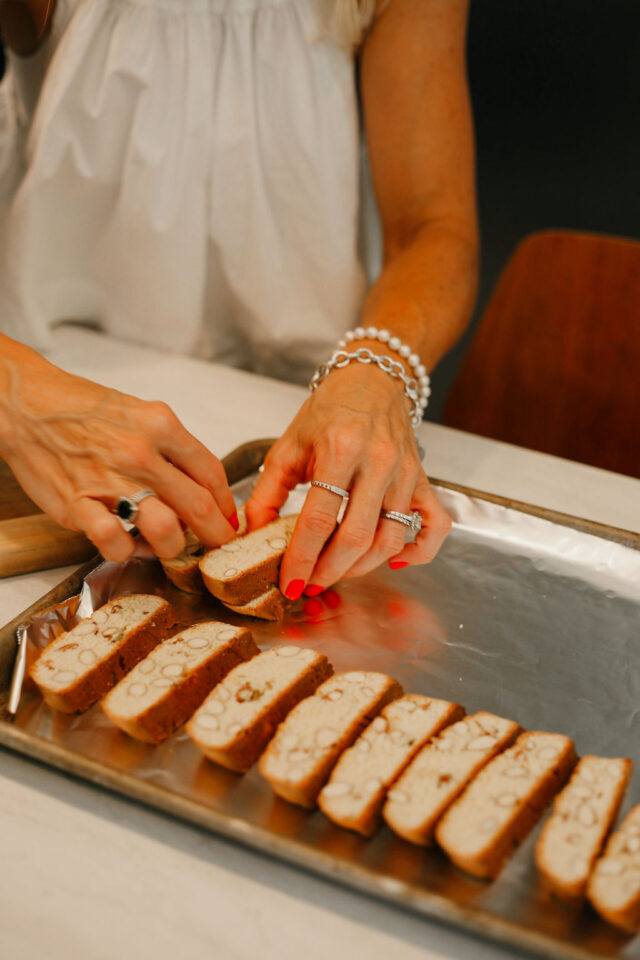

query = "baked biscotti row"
[[161, 511, 297, 621], [29, 599, 636, 930]]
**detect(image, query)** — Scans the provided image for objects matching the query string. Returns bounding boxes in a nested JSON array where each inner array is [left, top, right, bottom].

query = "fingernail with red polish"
[[389, 561, 409, 570], [284, 579, 305, 601], [304, 584, 324, 597], [229, 511, 239, 532]]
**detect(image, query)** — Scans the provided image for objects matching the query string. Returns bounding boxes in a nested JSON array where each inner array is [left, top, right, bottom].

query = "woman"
[[0, 0, 477, 599]]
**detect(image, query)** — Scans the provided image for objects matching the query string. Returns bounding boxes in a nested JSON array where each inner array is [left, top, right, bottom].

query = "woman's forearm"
[[360, 218, 478, 371]]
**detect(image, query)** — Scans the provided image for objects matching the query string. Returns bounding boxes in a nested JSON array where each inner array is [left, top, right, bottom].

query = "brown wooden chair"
[[443, 230, 640, 478]]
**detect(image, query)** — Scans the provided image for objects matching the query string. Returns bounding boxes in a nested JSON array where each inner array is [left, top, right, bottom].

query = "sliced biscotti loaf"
[[588, 805, 640, 933], [225, 586, 291, 622], [383, 711, 520, 846], [162, 510, 248, 594], [318, 695, 464, 837], [30, 595, 175, 713], [259, 672, 402, 809], [187, 645, 332, 772], [435, 731, 577, 879], [536, 756, 632, 900], [200, 514, 298, 605], [102, 622, 259, 743]]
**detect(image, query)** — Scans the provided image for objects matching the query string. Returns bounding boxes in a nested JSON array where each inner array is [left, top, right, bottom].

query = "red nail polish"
[[284, 579, 305, 601], [389, 561, 409, 570], [304, 584, 324, 597], [229, 510, 239, 532], [304, 597, 324, 618]]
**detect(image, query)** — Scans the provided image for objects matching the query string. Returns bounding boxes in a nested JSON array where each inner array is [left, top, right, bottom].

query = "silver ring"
[[114, 489, 157, 526], [382, 509, 422, 538], [311, 480, 350, 499]]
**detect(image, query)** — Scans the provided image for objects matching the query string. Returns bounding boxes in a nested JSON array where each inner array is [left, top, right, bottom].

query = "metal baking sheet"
[[1, 441, 640, 960]]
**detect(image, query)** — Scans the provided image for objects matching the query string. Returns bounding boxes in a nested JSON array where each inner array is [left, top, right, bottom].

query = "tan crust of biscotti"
[[102, 623, 259, 743], [199, 514, 297, 605], [535, 756, 632, 901], [435, 731, 577, 879], [187, 646, 333, 772], [318, 695, 465, 837], [225, 587, 291, 622], [383, 711, 521, 846], [161, 530, 205, 594], [29, 596, 176, 714], [259, 672, 403, 809], [162, 511, 248, 594], [587, 804, 640, 933]]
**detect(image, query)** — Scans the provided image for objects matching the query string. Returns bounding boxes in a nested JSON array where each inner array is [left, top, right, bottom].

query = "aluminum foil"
[[7, 480, 640, 959]]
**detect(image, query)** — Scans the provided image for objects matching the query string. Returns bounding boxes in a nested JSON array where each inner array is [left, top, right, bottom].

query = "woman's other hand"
[[245, 359, 451, 600], [0, 336, 237, 561]]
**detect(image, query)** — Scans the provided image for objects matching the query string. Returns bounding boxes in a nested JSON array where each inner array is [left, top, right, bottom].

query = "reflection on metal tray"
[[1, 438, 640, 960]]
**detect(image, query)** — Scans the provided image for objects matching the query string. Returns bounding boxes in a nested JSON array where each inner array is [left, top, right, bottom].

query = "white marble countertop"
[[2, 327, 639, 960]]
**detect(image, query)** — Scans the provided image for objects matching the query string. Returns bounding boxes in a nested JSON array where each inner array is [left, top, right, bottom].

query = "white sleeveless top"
[[0, 0, 379, 383]]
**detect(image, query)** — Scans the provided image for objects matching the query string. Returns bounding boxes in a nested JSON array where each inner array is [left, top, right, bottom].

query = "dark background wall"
[[427, 0, 640, 422]]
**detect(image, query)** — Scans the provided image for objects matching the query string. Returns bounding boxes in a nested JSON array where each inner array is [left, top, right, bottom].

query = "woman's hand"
[[0, 343, 237, 561], [245, 360, 452, 600]]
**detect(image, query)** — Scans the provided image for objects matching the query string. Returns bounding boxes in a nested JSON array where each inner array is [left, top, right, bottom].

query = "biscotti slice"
[[318, 695, 464, 837], [588, 805, 640, 933], [225, 586, 291, 622], [536, 756, 632, 900], [435, 731, 577, 879], [102, 622, 259, 743], [30, 595, 175, 713], [161, 530, 206, 594], [199, 514, 297, 605], [187, 645, 332, 771], [383, 711, 520, 846], [162, 510, 247, 594], [259, 671, 403, 809]]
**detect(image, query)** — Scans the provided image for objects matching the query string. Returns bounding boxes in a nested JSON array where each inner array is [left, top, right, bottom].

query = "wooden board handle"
[[0, 514, 97, 578]]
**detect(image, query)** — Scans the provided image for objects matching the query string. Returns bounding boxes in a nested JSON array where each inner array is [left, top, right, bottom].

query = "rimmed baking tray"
[[2, 438, 639, 960]]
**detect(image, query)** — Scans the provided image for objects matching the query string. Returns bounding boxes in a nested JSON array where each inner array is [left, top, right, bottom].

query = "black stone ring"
[[114, 489, 157, 527]]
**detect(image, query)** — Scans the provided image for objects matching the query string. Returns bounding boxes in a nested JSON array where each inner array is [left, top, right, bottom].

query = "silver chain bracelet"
[[309, 347, 423, 428]]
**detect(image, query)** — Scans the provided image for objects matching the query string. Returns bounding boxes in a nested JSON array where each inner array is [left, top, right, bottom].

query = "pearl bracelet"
[[310, 347, 423, 428], [336, 325, 431, 407]]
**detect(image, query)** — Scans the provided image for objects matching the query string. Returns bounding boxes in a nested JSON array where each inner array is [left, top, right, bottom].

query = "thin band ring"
[[311, 480, 350, 499], [382, 509, 422, 538], [113, 489, 157, 527]]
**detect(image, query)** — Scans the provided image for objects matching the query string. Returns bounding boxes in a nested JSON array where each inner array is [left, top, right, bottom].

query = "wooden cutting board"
[[0, 460, 97, 578]]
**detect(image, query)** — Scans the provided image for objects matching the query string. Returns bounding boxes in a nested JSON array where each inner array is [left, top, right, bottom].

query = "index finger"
[[244, 439, 307, 530], [279, 466, 353, 599]]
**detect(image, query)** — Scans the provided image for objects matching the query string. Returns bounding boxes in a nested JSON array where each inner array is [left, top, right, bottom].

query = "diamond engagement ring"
[[113, 489, 157, 526], [311, 480, 350, 499], [382, 510, 422, 538]]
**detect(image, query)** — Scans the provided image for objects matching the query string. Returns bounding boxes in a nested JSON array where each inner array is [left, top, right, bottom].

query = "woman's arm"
[[359, 0, 478, 367], [246, 0, 478, 597], [0, 332, 238, 559]]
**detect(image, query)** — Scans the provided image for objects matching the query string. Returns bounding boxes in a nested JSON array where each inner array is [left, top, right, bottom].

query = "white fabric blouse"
[[0, 0, 380, 383]]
